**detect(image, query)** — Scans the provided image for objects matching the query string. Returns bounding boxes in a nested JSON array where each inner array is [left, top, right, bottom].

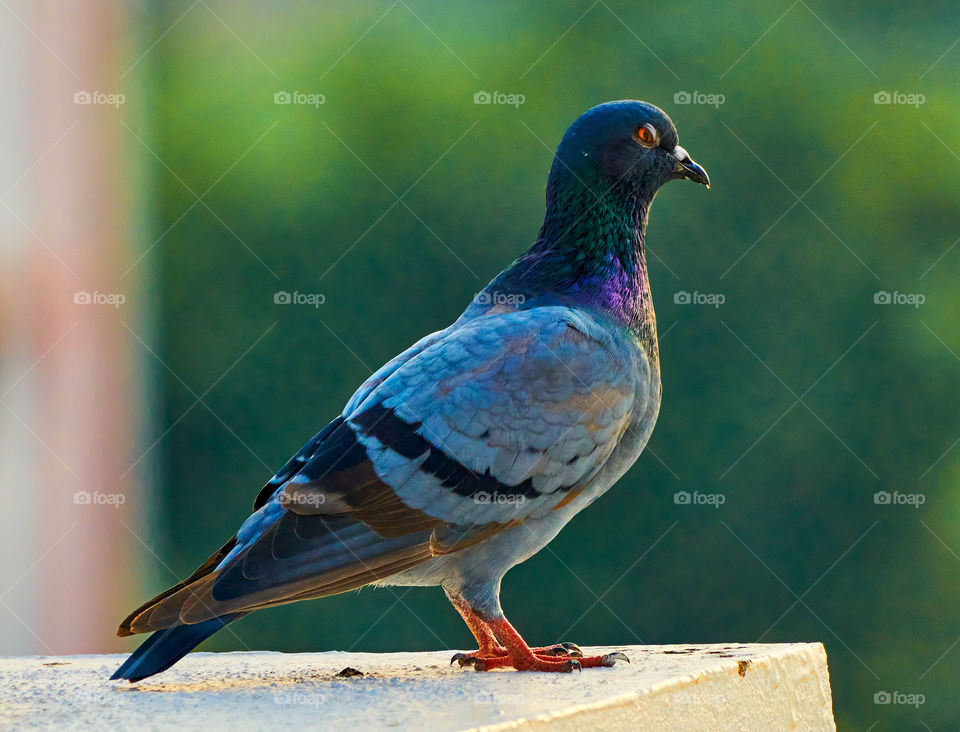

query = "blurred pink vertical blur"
[[0, 0, 149, 653]]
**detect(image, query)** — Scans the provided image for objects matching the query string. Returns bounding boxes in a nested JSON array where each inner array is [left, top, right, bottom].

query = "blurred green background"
[[130, 1, 960, 728]]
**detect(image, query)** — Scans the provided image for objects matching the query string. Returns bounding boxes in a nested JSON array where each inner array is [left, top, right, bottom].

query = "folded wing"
[[120, 307, 642, 633]]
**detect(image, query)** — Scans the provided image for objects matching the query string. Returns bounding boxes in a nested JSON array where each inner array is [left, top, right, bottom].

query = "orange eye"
[[634, 123, 659, 147]]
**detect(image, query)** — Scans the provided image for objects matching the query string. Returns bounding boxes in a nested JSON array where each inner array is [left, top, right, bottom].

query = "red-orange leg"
[[447, 601, 629, 673], [445, 589, 505, 657]]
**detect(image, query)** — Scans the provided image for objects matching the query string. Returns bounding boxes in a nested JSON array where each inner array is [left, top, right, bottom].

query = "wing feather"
[[122, 307, 645, 633]]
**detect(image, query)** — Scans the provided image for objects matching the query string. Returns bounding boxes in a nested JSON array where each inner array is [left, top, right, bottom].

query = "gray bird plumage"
[[111, 99, 709, 680]]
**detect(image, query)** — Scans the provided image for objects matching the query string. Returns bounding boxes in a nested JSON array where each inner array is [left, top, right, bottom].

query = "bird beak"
[[672, 145, 710, 188]]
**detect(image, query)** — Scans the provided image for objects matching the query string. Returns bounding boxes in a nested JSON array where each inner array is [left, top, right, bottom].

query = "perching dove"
[[112, 100, 709, 681]]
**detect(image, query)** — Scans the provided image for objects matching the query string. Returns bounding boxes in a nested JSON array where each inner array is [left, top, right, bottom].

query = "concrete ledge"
[[1, 643, 835, 731]]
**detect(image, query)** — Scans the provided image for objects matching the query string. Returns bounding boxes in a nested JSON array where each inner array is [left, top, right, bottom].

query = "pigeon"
[[111, 100, 709, 681]]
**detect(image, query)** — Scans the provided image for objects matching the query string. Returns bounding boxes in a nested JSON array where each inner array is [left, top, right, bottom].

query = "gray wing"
[[121, 307, 645, 631]]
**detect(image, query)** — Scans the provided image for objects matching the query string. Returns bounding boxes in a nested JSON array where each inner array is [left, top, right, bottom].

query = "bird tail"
[[111, 536, 243, 682], [110, 613, 244, 682]]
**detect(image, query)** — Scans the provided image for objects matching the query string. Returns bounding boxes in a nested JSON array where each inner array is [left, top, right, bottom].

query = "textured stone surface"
[[1, 643, 835, 731]]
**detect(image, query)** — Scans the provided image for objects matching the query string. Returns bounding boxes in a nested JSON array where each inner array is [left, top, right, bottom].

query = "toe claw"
[[540, 642, 582, 657], [601, 652, 630, 667], [564, 659, 582, 673], [451, 653, 483, 669]]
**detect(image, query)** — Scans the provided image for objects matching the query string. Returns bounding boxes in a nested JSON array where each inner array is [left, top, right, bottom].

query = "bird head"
[[550, 100, 709, 202]]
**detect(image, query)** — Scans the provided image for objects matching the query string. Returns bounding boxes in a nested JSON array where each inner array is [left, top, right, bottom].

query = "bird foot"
[[451, 649, 628, 672], [530, 642, 583, 657], [453, 653, 582, 672], [450, 641, 583, 667], [450, 647, 506, 665]]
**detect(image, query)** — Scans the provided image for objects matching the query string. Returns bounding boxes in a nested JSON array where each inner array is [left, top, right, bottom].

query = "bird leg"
[[446, 589, 505, 657], [447, 595, 628, 672], [445, 589, 584, 659], [446, 590, 581, 663]]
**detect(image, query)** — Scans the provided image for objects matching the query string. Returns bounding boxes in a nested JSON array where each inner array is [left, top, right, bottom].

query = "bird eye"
[[633, 123, 659, 147]]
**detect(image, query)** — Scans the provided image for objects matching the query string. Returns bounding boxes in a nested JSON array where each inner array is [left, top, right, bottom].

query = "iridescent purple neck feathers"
[[488, 166, 656, 335]]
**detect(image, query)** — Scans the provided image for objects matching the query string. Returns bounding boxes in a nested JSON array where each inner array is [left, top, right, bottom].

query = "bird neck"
[[499, 170, 656, 336]]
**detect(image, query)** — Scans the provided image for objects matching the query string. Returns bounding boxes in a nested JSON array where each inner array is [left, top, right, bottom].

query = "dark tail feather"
[[110, 613, 244, 682]]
